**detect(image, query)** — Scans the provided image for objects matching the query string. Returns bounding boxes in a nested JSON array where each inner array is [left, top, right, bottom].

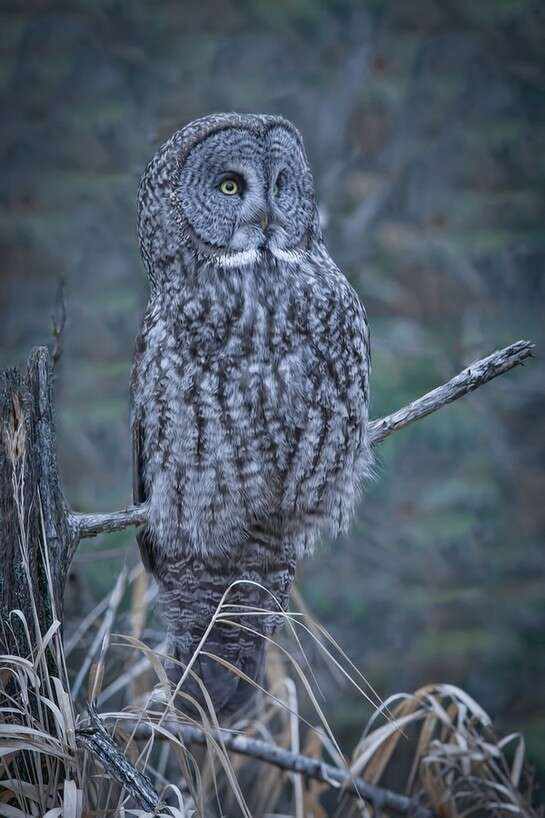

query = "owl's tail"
[[155, 534, 296, 719], [166, 624, 267, 718]]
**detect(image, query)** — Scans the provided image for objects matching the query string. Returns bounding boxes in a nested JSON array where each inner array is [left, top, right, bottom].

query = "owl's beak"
[[260, 214, 269, 231]]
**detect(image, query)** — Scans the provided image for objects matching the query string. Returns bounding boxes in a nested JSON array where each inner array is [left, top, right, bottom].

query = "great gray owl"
[[131, 112, 371, 718]]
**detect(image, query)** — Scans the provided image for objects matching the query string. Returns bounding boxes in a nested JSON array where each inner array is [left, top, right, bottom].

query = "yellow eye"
[[219, 177, 240, 196]]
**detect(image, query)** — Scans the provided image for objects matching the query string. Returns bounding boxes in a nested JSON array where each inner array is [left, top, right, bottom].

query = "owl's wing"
[[317, 241, 372, 402], [132, 413, 156, 573], [132, 416, 145, 508]]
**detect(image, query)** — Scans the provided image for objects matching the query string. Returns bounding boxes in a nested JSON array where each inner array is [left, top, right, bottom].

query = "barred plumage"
[[131, 113, 371, 717]]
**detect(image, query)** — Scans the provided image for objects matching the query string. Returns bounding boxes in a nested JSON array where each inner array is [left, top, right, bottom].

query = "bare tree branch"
[[368, 339, 534, 445], [69, 501, 149, 539], [72, 339, 535, 540], [77, 705, 161, 813], [83, 716, 436, 818]]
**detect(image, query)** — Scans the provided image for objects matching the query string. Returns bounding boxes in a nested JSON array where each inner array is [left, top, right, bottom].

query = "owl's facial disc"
[[175, 124, 315, 262], [262, 125, 315, 257]]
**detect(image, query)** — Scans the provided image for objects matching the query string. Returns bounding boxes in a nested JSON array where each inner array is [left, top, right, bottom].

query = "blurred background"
[[2, 0, 544, 790]]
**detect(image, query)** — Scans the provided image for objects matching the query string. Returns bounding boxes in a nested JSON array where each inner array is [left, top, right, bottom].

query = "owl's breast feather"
[[135, 256, 370, 560]]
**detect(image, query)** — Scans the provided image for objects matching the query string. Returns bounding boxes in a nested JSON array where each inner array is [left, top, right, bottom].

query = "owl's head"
[[137, 113, 320, 285]]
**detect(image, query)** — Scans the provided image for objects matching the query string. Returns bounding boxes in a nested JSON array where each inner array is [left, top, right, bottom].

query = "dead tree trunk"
[[0, 347, 74, 654]]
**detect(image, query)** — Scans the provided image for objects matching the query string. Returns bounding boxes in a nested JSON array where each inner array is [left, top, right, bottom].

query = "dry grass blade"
[[72, 566, 129, 700], [350, 684, 540, 818], [0, 620, 80, 806], [0, 466, 83, 816]]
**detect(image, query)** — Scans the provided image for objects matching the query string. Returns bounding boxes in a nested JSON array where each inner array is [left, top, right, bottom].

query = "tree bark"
[[0, 347, 74, 654]]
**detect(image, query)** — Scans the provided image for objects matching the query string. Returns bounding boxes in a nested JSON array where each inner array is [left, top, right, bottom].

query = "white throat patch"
[[270, 246, 306, 264], [215, 249, 261, 269], [213, 245, 306, 269]]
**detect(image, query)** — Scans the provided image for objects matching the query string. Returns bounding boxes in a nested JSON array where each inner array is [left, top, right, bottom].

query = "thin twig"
[[72, 567, 128, 699], [50, 280, 67, 369], [95, 639, 167, 706], [71, 340, 534, 540], [107, 717, 436, 818]]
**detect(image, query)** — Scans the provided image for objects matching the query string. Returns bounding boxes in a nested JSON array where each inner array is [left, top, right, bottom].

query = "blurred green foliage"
[[1, 0, 544, 788]]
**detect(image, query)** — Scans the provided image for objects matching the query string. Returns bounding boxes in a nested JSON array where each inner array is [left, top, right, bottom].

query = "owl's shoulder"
[[308, 241, 365, 300], [130, 297, 172, 408], [301, 242, 370, 349]]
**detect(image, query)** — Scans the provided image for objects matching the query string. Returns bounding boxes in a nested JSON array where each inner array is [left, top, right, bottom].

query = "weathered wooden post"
[[0, 347, 74, 653]]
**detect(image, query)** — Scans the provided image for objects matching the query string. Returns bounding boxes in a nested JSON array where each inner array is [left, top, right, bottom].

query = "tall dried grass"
[[1, 426, 83, 816]]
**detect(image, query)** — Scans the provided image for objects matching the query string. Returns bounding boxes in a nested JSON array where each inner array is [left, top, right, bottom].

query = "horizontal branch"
[[102, 717, 436, 818], [72, 340, 534, 540], [69, 502, 149, 539]]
